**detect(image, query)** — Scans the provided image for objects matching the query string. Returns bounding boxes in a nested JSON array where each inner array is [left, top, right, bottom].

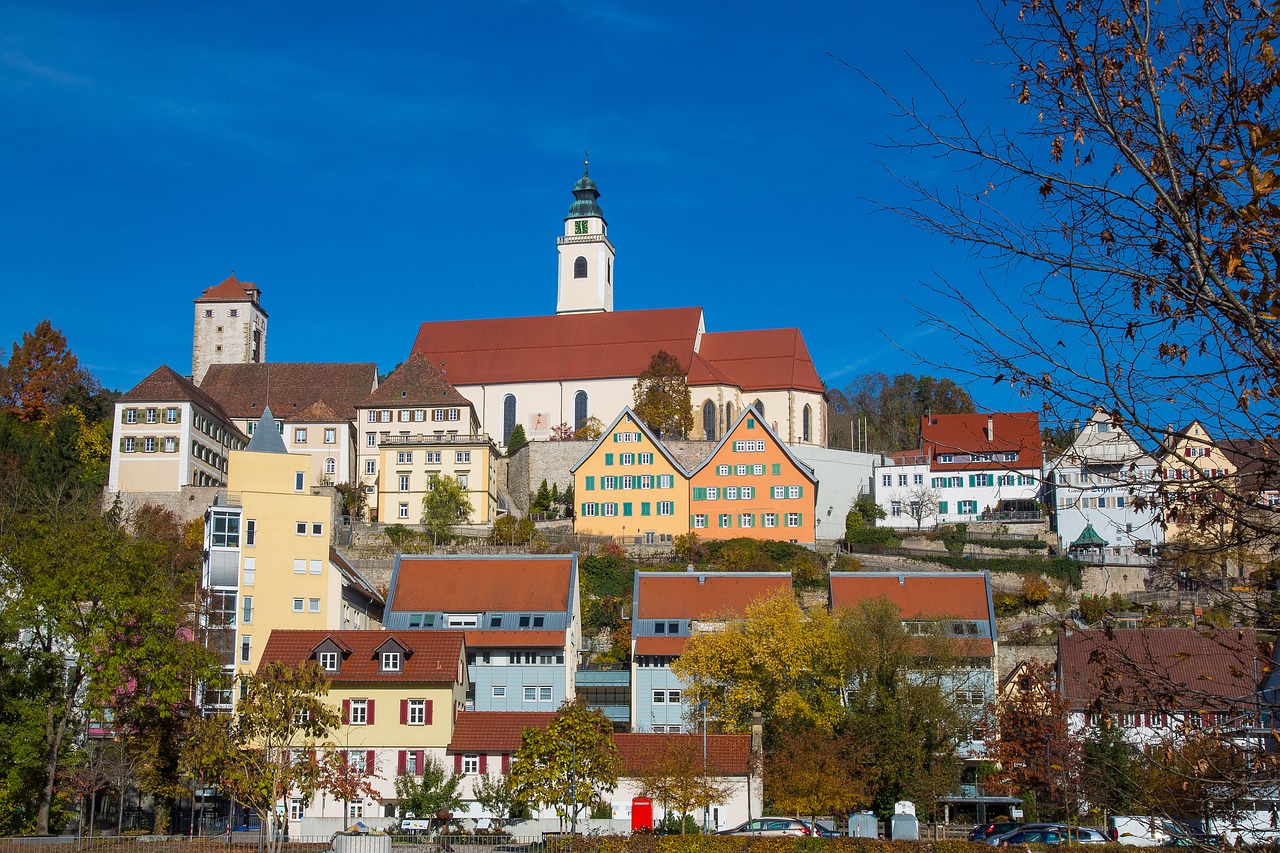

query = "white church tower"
[[555, 156, 615, 315], [191, 274, 268, 384]]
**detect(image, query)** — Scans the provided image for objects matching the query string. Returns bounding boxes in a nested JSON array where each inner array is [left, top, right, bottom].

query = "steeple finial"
[[583, 148, 590, 176]]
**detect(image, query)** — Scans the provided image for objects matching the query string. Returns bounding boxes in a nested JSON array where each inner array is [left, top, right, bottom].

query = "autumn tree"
[[421, 475, 472, 544], [827, 373, 975, 452], [0, 320, 101, 422], [766, 728, 871, 829], [670, 590, 848, 744], [632, 350, 693, 439], [318, 749, 380, 825], [473, 772, 520, 830], [550, 422, 576, 441], [509, 701, 621, 829], [574, 416, 604, 441], [631, 736, 734, 835], [393, 754, 464, 826]]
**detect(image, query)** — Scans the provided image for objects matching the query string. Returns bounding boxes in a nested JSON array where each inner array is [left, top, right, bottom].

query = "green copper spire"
[[566, 150, 604, 219]]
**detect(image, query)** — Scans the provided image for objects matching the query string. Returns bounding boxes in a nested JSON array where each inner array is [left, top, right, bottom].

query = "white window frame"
[[407, 698, 425, 724], [349, 699, 368, 725], [319, 651, 338, 671]]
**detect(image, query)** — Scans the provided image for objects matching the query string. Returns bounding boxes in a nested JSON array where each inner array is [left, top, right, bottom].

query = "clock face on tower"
[[574, 219, 589, 235]]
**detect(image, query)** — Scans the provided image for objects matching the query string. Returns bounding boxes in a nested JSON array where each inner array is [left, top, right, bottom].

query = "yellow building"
[[570, 408, 690, 544], [201, 408, 384, 712], [1159, 420, 1237, 543], [258, 629, 468, 825], [355, 352, 499, 525]]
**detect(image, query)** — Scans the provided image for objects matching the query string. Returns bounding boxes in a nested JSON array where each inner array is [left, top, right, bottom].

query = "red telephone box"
[[631, 797, 653, 832]]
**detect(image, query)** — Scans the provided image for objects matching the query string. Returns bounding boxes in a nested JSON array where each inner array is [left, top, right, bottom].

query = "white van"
[[1107, 816, 1181, 846]]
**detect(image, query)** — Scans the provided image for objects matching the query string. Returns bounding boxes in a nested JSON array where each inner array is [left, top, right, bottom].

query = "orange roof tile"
[[634, 636, 689, 656], [462, 630, 566, 648], [258, 630, 464, 683], [411, 308, 705, 385], [829, 572, 993, 621], [614, 733, 752, 776], [695, 329, 824, 393], [196, 275, 262, 305], [449, 711, 556, 752], [920, 412, 1043, 470], [635, 573, 792, 620], [389, 555, 574, 612]]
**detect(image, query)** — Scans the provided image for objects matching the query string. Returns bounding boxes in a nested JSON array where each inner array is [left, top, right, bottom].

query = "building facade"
[[192, 275, 267, 385]]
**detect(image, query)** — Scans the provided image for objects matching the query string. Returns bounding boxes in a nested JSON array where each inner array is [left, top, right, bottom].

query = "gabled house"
[[353, 352, 498, 525], [631, 570, 793, 733], [258, 629, 468, 827], [571, 408, 689, 544], [445, 710, 557, 822], [1046, 410, 1164, 560], [1058, 627, 1264, 744], [384, 554, 581, 712], [108, 365, 248, 494], [873, 412, 1043, 529], [686, 407, 818, 546]]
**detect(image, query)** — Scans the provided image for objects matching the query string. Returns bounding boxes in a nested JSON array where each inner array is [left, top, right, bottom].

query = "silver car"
[[718, 817, 813, 837]]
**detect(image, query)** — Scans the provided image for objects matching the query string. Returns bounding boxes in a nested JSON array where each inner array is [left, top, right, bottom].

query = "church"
[[409, 161, 828, 451]]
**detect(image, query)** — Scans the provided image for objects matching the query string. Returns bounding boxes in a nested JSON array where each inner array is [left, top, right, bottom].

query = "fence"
[[0, 835, 555, 853]]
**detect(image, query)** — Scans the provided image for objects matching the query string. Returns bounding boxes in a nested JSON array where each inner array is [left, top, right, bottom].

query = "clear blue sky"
[[1, 0, 1030, 411]]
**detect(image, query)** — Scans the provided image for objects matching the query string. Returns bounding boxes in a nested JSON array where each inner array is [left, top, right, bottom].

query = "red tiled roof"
[[635, 573, 792, 620], [634, 636, 689, 656], [118, 365, 247, 441], [614, 733, 752, 776], [258, 630, 464, 682], [411, 308, 705, 385], [448, 711, 556, 752], [390, 555, 574, 612], [829, 573, 993, 621], [921, 412, 1043, 470], [196, 274, 261, 303], [1218, 439, 1280, 493], [294, 401, 342, 423], [463, 630, 565, 648], [363, 351, 473, 409], [200, 363, 378, 422], [1058, 628, 1262, 711], [694, 329, 824, 393]]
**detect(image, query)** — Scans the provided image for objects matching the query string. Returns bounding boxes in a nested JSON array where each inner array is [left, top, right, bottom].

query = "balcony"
[[380, 433, 491, 446], [556, 234, 615, 246]]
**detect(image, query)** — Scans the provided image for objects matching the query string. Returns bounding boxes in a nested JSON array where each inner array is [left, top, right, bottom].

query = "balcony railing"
[[380, 433, 491, 446]]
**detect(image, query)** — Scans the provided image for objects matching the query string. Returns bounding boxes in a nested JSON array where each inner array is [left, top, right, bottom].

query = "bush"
[[1021, 573, 1052, 605], [846, 526, 902, 547], [490, 515, 535, 545], [581, 554, 633, 598], [938, 523, 968, 553], [920, 554, 1083, 588], [832, 553, 863, 572]]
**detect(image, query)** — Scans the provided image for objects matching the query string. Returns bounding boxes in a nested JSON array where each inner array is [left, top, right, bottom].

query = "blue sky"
[[1, 0, 1030, 411]]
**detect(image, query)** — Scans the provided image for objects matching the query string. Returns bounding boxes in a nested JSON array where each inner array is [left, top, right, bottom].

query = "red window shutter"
[[479, 754, 488, 773], [415, 750, 425, 775], [367, 700, 375, 724], [501, 754, 510, 774], [342, 699, 350, 724], [454, 753, 462, 772], [366, 749, 376, 770], [400, 699, 409, 725], [398, 751, 407, 774], [425, 700, 433, 725]]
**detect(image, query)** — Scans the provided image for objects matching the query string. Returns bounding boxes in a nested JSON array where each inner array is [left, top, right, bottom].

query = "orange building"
[[687, 408, 818, 546]]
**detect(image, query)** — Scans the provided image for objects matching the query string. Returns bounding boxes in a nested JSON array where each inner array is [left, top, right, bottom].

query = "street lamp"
[[700, 700, 709, 833]]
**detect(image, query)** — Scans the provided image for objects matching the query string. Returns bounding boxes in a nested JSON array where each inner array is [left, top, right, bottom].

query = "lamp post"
[[700, 700, 709, 833]]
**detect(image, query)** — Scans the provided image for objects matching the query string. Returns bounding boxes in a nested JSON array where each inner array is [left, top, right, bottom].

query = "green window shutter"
[[693, 487, 705, 500], [585, 476, 595, 491], [605, 453, 613, 465], [623, 503, 632, 517], [613, 434, 618, 442], [798, 513, 803, 525], [747, 418, 755, 429], [939, 501, 948, 514], [772, 463, 781, 475], [641, 503, 651, 516], [797, 485, 803, 497], [968, 474, 975, 487]]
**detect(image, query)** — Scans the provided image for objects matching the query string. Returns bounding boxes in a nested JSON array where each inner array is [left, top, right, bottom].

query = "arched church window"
[[574, 257, 588, 279], [702, 401, 716, 441], [574, 391, 588, 431], [503, 395, 517, 446], [802, 405, 812, 442], [724, 403, 733, 431], [752, 399, 765, 419]]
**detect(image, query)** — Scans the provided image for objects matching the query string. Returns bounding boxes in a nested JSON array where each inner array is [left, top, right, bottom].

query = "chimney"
[[987, 415, 994, 441]]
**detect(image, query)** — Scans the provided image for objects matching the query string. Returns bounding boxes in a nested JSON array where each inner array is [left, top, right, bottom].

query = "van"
[[1107, 816, 1180, 846]]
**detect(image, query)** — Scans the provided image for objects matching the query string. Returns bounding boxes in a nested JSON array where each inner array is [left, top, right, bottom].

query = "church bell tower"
[[555, 155, 615, 315]]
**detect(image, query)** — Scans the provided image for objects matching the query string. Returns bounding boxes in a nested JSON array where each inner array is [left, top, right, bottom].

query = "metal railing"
[[379, 434, 491, 446]]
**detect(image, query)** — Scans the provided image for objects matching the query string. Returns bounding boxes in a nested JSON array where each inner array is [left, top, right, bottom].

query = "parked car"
[[801, 820, 840, 838], [970, 822, 1022, 842], [995, 826, 1068, 846], [718, 817, 812, 837], [1069, 827, 1110, 844]]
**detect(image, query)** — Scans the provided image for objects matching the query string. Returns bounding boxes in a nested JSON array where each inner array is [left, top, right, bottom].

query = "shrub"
[[846, 526, 902, 546], [489, 515, 535, 545], [1021, 573, 1052, 605]]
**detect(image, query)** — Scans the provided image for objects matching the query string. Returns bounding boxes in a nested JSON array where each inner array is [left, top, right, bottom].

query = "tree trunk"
[[117, 787, 125, 835], [37, 664, 82, 835]]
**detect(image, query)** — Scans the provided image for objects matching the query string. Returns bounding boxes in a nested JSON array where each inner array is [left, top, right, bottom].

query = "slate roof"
[[693, 329, 823, 393], [258, 629, 464, 682], [448, 711, 556, 752], [118, 365, 247, 441], [330, 548, 385, 605], [1058, 627, 1263, 711], [634, 572, 792, 620], [196, 275, 263, 307], [388, 555, 574, 613], [920, 412, 1044, 470], [199, 362, 377, 422], [244, 407, 288, 454], [829, 572, 994, 621], [362, 351, 472, 409], [614, 733, 752, 776]]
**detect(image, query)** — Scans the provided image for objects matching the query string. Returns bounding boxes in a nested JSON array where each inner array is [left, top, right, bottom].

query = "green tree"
[[334, 480, 369, 518], [767, 727, 872, 827], [1081, 724, 1143, 817], [393, 754, 464, 826], [506, 424, 529, 455], [490, 515, 536, 546], [631, 736, 734, 835], [421, 476, 472, 544], [573, 417, 604, 441], [670, 590, 848, 744], [509, 701, 621, 829], [473, 772, 520, 831], [188, 662, 339, 852], [839, 596, 964, 820], [531, 480, 553, 514], [0, 320, 101, 423], [827, 373, 974, 452], [632, 350, 693, 439]]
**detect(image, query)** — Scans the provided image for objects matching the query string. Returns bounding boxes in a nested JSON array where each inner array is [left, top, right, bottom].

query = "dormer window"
[[319, 651, 339, 671], [517, 614, 546, 628], [381, 651, 402, 672]]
